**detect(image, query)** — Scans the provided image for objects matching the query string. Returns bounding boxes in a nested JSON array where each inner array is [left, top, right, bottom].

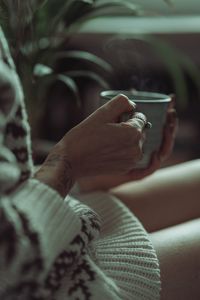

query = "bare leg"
[[110, 160, 200, 298], [110, 159, 200, 232], [150, 218, 200, 300]]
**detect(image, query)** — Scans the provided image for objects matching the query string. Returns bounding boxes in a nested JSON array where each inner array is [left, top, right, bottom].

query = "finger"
[[168, 94, 176, 110], [99, 94, 136, 123], [168, 109, 178, 137], [81, 94, 135, 125], [125, 112, 147, 131], [127, 151, 161, 180], [159, 109, 178, 161]]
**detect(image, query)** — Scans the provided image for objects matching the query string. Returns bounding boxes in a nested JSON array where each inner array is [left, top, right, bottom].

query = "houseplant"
[[0, 0, 142, 136], [1, 0, 199, 145]]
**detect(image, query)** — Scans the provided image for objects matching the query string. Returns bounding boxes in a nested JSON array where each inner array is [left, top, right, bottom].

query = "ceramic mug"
[[100, 90, 172, 168]]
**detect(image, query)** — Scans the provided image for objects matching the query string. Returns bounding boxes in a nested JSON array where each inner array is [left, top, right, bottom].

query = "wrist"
[[34, 150, 74, 198]]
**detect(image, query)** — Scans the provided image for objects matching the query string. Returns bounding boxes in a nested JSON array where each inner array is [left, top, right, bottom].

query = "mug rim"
[[100, 90, 171, 103]]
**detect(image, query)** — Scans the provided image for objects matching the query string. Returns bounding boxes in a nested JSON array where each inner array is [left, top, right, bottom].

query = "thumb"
[[95, 94, 136, 123]]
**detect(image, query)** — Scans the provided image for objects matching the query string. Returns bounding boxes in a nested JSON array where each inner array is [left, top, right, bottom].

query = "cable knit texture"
[[0, 25, 161, 299]]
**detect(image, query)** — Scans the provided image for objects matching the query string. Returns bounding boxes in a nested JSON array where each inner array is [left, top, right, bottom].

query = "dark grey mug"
[[100, 90, 171, 168]]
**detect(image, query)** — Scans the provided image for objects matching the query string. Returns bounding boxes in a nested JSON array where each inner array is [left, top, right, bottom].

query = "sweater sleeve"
[[0, 74, 83, 300], [0, 27, 83, 299], [0, 179, 82, 298]]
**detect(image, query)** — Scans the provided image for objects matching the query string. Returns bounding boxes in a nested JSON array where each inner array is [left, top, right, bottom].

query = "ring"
[[134, 114, 146, 123], [134, 114, 152, 129]]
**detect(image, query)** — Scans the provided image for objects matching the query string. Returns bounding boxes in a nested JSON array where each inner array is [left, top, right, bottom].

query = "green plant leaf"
[[47, 50, 113, 73], [37, 73, 81, 106], [51, 0, 94, 30], [67, 0, 142, 34], [58, 74, 81, 106], [85, 6, 140, 18], [95, 0, 141, 14], [33, 63, 53, 77], [64, 70, 110, 89]]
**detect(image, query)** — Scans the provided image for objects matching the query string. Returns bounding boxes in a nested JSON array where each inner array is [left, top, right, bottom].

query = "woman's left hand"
[[78, 95, 178, 192]]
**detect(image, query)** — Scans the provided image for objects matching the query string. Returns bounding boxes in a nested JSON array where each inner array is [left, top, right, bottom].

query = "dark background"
[[34, 19, 200, 167]]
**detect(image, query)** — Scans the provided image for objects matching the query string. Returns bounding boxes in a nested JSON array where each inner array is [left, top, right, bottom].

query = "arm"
[[34, 94, 148, 197], [0, 28, 82, 298], [1, 90, 148, 299], [0, 23, 150, 299], [0, 180, 82, 298]]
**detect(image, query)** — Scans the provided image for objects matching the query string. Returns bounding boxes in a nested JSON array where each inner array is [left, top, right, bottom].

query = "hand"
[[35, 94, 147, 196], [78, 95, 178, 192]]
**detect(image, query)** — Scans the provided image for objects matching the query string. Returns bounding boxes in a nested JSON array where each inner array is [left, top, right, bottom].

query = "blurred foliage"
[[1, 0, 198, 137], [0, 0, 145, 135]]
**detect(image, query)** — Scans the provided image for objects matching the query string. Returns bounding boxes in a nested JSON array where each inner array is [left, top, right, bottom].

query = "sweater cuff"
[[10, 178, 81, 267]]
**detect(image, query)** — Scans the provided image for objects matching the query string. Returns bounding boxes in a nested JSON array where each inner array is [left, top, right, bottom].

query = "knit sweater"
[[0, 26, 161, 300]]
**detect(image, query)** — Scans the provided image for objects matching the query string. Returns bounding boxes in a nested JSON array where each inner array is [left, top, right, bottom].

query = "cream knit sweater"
[[0, 26, 160, 299]]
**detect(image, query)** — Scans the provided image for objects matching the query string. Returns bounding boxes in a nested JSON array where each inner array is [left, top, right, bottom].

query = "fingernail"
[[169, 93, 176, 100], [128, 99, 137, 109], [118, 94, 136, 109], [119, 93, 129, 100]]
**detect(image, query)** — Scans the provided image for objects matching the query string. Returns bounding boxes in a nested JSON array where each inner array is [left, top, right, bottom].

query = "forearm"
[[34, 149, 74, 198]]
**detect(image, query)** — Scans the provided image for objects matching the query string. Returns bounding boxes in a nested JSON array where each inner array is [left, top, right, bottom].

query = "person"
[[0, 19, 199, 300], [78, 159, 200, 300]]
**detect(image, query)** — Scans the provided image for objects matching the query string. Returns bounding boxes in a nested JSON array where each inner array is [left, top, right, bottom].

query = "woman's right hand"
[[63, 94, 147, 177], [35, 94, 147, 196], [78, 95, 178, 193]]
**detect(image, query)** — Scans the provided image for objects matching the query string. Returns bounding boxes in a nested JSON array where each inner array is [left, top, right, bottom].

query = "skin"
[[1, 7, 196, 298], [73, 96, 200, 299], [35, 93, 200, 299], [111, 160, 200, 232], [35, 94, 148, 196], [110, 159, 200, 300], [151, 214, 200, 300], [78, 94, 178, 192]]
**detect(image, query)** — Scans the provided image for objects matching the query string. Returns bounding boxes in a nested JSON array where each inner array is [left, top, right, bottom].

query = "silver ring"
[[134, 115, 152, 129], [134, 114, 146, 123]]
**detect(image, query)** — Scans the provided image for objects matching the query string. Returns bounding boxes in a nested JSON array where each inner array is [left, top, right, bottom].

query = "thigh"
[[111, 159, 200, 232], [150, 218, 200, 300]]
